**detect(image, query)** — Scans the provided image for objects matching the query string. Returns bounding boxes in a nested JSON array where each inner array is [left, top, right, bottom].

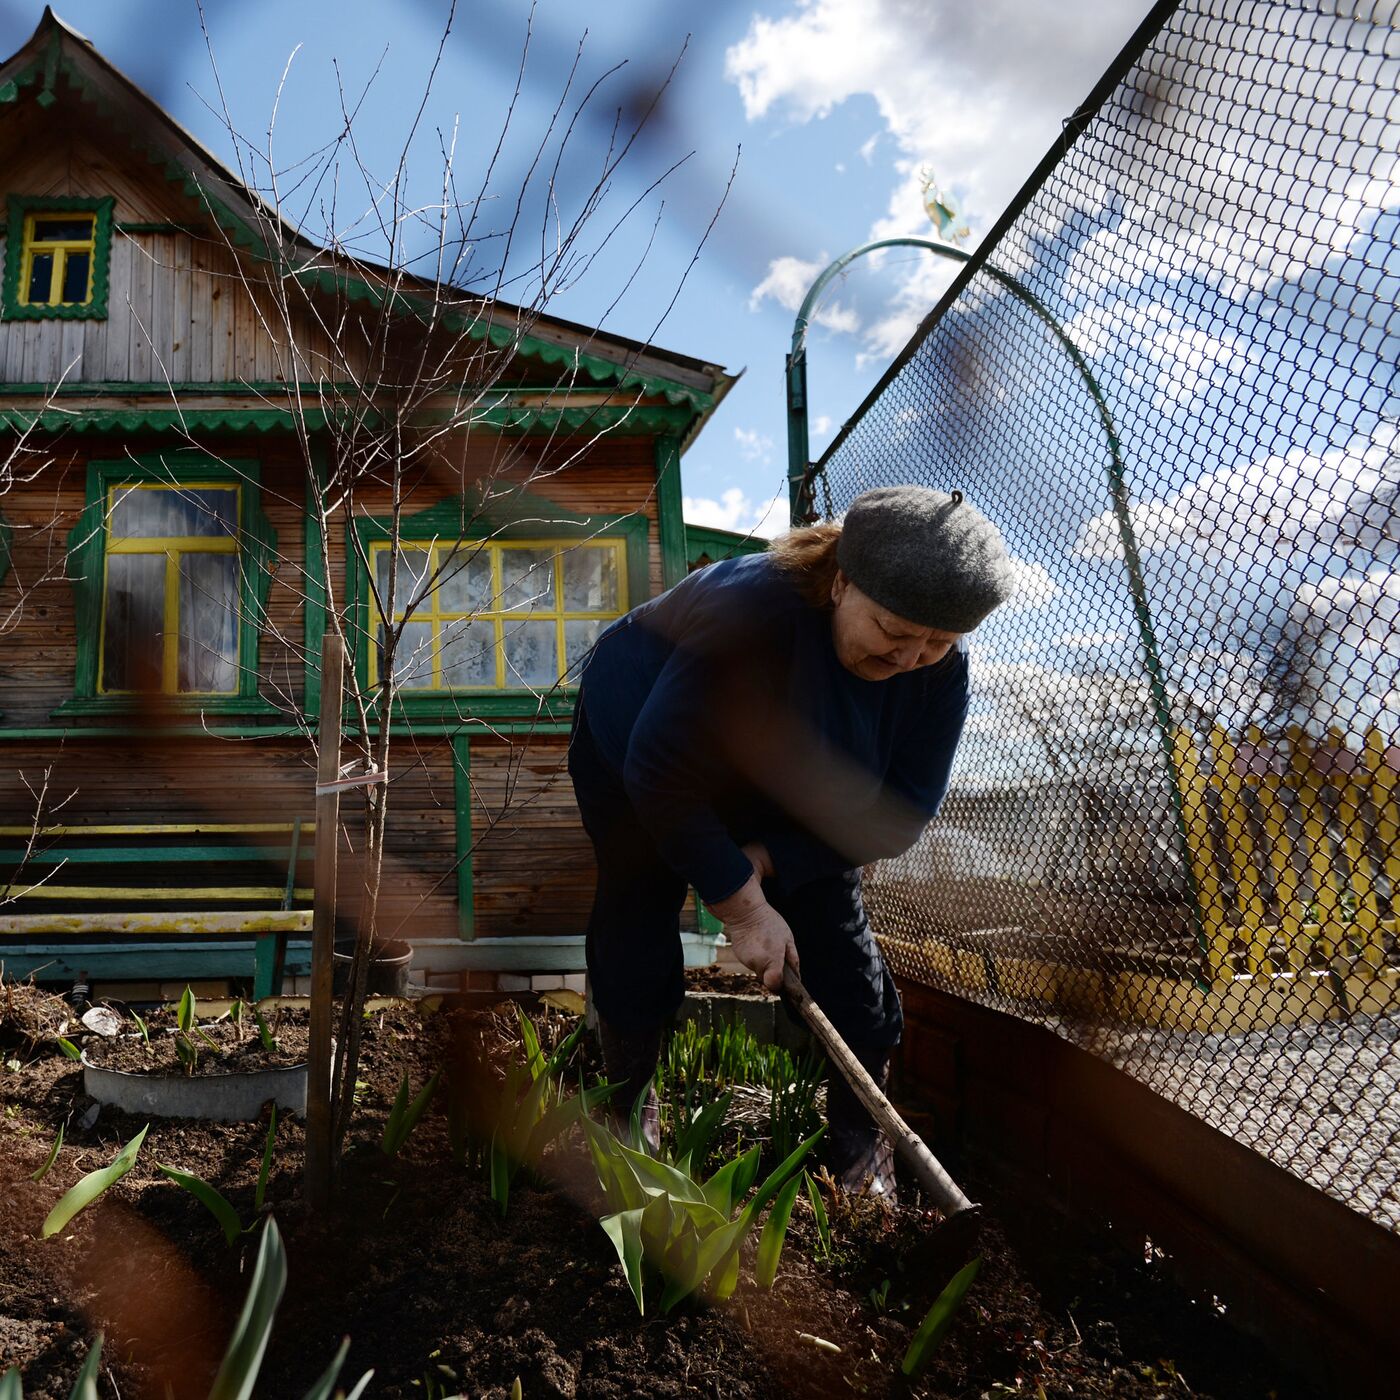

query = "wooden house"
[[0, 10, 750, 997]]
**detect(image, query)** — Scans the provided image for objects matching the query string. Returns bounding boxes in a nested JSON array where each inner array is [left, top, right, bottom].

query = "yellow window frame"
[[368, 537, 629, 690], [18, 210, 98, 308], [97, 483, 242, 696]]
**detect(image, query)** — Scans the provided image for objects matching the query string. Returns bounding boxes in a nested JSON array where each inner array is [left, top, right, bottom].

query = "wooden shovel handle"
[[782, 965, 977, 1218]]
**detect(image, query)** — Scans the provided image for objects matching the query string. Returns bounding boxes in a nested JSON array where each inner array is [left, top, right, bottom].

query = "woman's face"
[[829, 571, 962, 680]]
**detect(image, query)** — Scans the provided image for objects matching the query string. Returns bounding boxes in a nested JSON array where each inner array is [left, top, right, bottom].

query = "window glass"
[[26, 253, 53, 304], [438, 546, 493, 615], [384, 622, 435, 689], [178, 553, 239, 692], [110, 486, 238, 540], [99, 482, 242, 696], [34, 219, 94, 242], [562, 546, 619, 612], [366, 537, 626, 691], [101, 554, 166, 692], [499, 547, 556, 612], [440, 618, 497, 687], [375, 547, 433, 614], [564, 618, 605, 674], [61, 251, 91, 304], [503, 619, 558, 687], [21, 212, 97, 307]]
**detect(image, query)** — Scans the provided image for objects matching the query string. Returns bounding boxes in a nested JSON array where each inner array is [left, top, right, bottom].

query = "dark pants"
[[568, 703, 902, 1052]]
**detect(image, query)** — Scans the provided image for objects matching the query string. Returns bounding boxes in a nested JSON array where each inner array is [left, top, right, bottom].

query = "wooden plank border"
[[897, 980, 1400, 1395]]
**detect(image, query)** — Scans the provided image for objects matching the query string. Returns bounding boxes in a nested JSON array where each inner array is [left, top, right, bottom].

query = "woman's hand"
[[707, 872, 798, 992]]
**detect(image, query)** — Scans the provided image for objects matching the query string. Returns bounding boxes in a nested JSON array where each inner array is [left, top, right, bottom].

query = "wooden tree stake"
[[305, 633, 344, 1209]]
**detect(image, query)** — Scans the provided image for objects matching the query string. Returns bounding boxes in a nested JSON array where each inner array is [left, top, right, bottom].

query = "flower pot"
[[332, 938, 414, 998], [82, 1039, 307, 1122]]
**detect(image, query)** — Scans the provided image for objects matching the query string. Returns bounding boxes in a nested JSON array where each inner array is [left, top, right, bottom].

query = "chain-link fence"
[[812, 0, 1399, 1229]]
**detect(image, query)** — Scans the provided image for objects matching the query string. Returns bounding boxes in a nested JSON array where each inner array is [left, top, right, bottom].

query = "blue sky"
[[0, 0, 1156, 535]]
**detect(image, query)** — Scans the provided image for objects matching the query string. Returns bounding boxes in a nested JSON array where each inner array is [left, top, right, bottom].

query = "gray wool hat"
[[836, 486, 1015, 632]]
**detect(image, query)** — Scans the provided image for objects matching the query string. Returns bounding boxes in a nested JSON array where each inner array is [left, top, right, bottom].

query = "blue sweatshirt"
[[577, 552, 969, 905]]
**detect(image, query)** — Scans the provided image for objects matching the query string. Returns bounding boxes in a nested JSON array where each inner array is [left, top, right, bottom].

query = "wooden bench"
[[0, 821, 314, 999]]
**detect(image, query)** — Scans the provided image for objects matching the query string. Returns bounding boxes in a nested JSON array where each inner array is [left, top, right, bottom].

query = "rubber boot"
[[824, 1046, 897, 1204], [597, 1018, 661, 1153]]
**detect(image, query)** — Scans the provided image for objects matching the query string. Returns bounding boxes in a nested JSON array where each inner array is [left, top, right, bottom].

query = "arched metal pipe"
[[786, 238, 1211, 976]]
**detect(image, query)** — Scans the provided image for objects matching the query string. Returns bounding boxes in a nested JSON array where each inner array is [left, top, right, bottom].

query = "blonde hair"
[[767, 521, 842, 609]]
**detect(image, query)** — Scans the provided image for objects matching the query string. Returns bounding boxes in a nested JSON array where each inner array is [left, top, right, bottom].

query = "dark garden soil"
[[0, 983, 1321, 1400], [684, 966, 772, 997], [83, 1008, 310, 1075]]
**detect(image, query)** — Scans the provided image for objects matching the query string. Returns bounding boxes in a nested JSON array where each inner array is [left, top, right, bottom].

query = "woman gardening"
[[568, 486, 1014, 1197]]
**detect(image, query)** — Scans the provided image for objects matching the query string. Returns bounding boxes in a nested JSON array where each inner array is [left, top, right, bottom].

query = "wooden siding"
[[467, 736, 595, 937], [360, 735, 466, 942], [0, 115, 348, 385], [0, 738, 315, 838], [0, 734, 594, 943]]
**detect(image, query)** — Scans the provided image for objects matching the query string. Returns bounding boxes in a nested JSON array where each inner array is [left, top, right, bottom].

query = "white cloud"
[[812, 414, 832, 436], [1287, 569, 1400, 739], [749, 253, 860, 334], [683, 488, 788, 539], [1074, 423, 1398, 564], [726, 0, 1150, 354], [858, 132, 879, 164], [1004, 558, 1059, 611], [733, 426, 775, 463], [1057, 630, 1129, 649]]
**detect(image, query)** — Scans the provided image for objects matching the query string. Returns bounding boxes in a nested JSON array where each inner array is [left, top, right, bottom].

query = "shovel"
[[781, 965, 979, 1225]]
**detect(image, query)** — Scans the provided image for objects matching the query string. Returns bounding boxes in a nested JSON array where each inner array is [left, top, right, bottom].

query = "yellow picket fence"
[[1174, 726, 1399, 981]]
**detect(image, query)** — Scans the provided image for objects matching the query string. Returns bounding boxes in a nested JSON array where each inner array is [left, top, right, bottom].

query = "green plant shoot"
[[157, 1164, 243, 1246], [30, 1123, 63, 1184], [55, 1036, 80, 1061], [381, 1071, 441, 1156], [805, 1170, 832, 1262], [755, 1170, 804, 1290], [256, 1106, 278, 1213], [252, 1007, 277, 1052], [588, 1115, 823, 1314], [902, 1255, 983, 1377], [207, 1218, 286, 1400], [42, 1125, 148, 1238]]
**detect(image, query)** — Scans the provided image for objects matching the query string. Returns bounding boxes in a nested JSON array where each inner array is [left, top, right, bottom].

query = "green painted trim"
[[50, 696, 285, 719], [0, 940, 312, 984], [291, 266, 713, 410], [654, 435, 688, 592], [3, 194, 115, 321], [0, 720, 572, 741], [385, 693, 578, 722], [302, 446, 328, 717], [347, 490, 648, 722], [0, 844, 308, 865], [684, 524, 769, 570], [62, 455, 276, 709], [453, 736, 475, 940], [0, 403, 693, 438]]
